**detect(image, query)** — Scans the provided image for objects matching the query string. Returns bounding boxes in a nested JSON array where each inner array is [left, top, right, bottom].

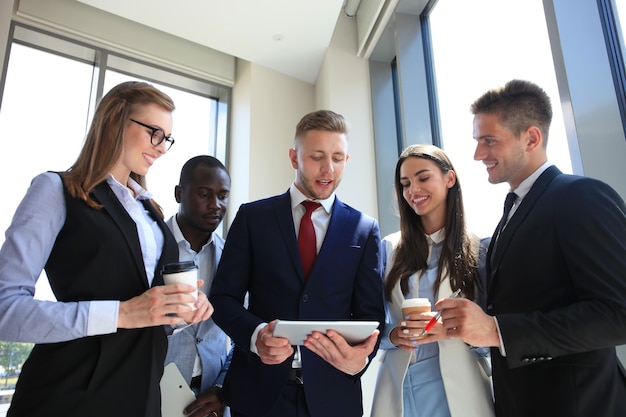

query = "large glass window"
[[615, 0, 626, 67], [0, 25, 230, 302], [429, 0, 572, 238]]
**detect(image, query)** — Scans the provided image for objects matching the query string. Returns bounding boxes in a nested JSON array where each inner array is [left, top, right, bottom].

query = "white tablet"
[[160, 362, 196, 417], [272, 320, 379, 345]]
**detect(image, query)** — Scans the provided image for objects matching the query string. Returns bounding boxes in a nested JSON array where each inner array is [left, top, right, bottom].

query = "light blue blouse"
[[380, 228, 445, 363], [0, 172, 163, 343]]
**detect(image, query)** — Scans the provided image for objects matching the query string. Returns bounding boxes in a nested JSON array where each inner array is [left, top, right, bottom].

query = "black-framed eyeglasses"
[[130, 119, 175, 150]]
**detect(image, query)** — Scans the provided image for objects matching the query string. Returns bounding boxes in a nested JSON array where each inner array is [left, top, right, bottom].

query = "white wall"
[[227, 60, 315, 223], [316, 13, 379, 220], [227, 12, 379, 225]]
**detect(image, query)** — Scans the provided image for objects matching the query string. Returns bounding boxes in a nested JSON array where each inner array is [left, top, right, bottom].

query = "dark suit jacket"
[[9, 179, 178, 417], [210, 191, 385, 417], [487, 165, 626, 417]]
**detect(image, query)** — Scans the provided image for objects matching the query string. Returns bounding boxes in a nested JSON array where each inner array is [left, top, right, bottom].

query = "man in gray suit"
[[164, 155, 232, 417]]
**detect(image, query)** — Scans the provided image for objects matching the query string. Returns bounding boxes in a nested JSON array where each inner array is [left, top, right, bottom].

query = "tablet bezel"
[[272, 320, 379, 345]]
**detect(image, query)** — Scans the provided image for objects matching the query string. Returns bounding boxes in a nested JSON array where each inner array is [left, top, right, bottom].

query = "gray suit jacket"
[[164, 217, 232, 392]]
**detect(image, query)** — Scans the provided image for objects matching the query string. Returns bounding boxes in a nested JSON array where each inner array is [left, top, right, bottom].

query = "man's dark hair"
[[470, 79, 553, 146], [179, 155, 229, 186]]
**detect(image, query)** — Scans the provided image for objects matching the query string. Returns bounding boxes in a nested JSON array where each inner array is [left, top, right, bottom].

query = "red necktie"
[[298, 201, 321, 279]]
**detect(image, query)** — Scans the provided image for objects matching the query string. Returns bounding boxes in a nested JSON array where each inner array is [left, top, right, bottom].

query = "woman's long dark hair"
[[384, 144, 479, 302]]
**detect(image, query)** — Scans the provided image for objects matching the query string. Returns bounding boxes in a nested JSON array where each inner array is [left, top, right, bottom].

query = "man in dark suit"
[[209, 110, 385, 417], [436, 79, 626, 417]]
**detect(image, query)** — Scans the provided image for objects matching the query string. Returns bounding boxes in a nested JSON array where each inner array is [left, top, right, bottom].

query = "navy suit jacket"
[[210, 191, 384, 417], [487, 165, 626, 417]]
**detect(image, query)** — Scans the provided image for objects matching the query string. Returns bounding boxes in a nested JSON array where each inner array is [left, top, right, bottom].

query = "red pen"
[[420, 288, 462, 336]]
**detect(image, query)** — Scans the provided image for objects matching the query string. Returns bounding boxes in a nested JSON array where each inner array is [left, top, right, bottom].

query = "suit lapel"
[[214, 234, 225, 270], [488, 166, 561, 287], [317, 198, 349, 261], [273, 192, 305, 279], [142, 199, 178, 287], [272, 193, 350, 282], [92, 182, 149, 287]]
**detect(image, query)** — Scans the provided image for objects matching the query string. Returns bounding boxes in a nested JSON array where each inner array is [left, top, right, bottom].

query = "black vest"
[[8, 178, 178, 417]]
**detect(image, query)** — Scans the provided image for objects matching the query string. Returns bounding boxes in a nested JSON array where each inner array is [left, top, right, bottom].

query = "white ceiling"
[[77, 0, 348, 84]]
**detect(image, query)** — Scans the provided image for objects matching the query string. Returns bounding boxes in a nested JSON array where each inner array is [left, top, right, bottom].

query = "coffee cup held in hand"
[[162, 261, 198, 310], [401, 297, 431, 318]]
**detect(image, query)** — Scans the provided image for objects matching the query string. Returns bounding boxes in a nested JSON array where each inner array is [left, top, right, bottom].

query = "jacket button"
[[302, 294, 309, 302]]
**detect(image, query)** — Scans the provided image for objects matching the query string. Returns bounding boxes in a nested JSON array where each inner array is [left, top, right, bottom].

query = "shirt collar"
[[169, 214, 215, 249], [426, 228, 445, 245], [512, 160, 553, 201], [106, 174, 153, 200], [289, 183, 335, 214]]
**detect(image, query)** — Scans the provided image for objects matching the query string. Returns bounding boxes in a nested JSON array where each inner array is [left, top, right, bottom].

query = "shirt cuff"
[[493, 316, 506, 356], [88, 300, 119, 336], [170, 321, 191, 334], [251, 322, 267, 355], [349, 357, 370, 376]]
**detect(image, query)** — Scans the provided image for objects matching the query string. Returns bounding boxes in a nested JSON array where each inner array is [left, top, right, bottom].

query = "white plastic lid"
[[401, 297, 431, 308]]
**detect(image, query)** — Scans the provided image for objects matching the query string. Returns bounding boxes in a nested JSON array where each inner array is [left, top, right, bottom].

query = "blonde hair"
[[64, 81, 175, 214]]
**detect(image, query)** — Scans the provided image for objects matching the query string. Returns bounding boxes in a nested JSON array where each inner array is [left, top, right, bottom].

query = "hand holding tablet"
[[272, 320, 379, 345]]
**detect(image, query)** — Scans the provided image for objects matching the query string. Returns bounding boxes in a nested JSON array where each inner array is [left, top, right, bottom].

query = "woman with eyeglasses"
[[0, 81, 213, 416]]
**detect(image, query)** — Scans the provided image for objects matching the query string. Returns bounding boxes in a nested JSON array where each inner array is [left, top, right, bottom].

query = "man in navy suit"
[[436, 79, 626, 417], [210, 110, 385, 417]]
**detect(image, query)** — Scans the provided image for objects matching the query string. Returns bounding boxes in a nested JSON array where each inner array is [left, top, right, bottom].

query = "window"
[[429, 0, 573, 237], [607, 0, 626, 134], [0, 24, 230, 301], [615, 0, 626, 62]]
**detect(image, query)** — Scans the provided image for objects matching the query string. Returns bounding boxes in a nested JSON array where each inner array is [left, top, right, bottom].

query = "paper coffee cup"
[[162, 261, 198, 310], [401, 298, 431, 317]]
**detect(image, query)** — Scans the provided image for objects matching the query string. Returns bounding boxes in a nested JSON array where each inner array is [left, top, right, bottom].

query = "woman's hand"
[[390, 312, 443, 350], [117, 279, 211, 328]]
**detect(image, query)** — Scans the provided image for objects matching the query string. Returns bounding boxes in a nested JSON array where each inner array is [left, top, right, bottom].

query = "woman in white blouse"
[[371, 144, 494, 417]]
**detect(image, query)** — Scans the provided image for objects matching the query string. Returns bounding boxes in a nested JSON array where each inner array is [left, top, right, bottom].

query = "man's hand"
[[303, 329, 379, 375], [184, 386, 225, 417], [255, 320, 294, 365], [436, 298, 500, 347]]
